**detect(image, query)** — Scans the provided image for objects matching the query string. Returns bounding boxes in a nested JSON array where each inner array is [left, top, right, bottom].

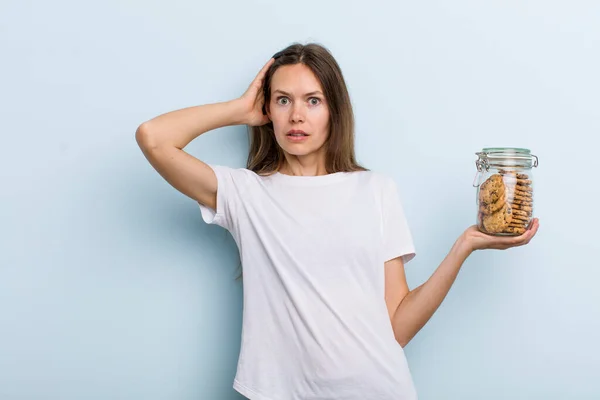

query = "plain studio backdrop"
[[1, 0, 599, 399]]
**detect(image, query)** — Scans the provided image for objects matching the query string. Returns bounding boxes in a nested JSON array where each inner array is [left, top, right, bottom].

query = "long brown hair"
[[246, 43, 367, 175]]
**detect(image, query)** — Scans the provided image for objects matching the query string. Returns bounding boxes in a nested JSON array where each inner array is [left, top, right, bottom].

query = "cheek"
[[314, 109, 330, 132]]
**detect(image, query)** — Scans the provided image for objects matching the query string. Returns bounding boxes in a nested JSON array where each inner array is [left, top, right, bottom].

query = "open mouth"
[[287, 130, 309, 137], [286, 130, 309, 142]]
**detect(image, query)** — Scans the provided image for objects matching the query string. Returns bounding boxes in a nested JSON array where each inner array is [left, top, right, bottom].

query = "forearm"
[[392, 236, 473, 347], [138, 100, 245, 150]]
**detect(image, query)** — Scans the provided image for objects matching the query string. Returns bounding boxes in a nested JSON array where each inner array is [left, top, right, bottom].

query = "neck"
[[279, 152, 327, 177]]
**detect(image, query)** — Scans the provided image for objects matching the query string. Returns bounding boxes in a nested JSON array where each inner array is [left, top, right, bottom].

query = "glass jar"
[[473, 147, 539, 236]]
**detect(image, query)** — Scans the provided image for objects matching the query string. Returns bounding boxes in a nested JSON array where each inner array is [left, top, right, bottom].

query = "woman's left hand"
[[462, 218, 540, 252]]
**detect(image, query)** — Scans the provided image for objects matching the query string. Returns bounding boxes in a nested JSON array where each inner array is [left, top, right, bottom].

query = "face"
[[267, 64, 330, 158]]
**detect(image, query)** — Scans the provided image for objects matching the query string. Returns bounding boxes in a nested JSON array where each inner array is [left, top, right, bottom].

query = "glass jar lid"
[[475, 147, 538, 171]]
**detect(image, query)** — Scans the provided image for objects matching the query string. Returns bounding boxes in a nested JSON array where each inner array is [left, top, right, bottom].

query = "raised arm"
[[135, 58, 274, 211]]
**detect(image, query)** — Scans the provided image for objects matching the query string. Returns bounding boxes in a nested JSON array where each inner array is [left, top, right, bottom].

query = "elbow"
[[394, 331, 411, 348], [135, 123, 158, 150]]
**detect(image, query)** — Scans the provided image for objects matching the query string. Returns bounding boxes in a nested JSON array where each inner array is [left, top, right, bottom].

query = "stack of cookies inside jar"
[[474, 148, 538, 236]]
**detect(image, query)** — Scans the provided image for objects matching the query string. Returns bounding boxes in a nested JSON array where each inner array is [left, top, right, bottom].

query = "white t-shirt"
[[199, 165, 418, 400]]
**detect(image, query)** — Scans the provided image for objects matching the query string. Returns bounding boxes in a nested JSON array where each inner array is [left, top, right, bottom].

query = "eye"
[[276, 97, 290, 105], [308, 97, 321, 106]]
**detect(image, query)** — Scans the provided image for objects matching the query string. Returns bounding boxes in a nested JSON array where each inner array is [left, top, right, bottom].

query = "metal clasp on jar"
[[472, 152, 489, 187]]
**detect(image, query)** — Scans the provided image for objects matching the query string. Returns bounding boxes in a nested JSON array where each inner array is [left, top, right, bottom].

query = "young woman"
[[136, 43, 539, 400]]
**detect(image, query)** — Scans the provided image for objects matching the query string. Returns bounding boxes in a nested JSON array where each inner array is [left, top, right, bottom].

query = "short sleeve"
[[198, 164, 250, 232], [381, 177, 416, 264]]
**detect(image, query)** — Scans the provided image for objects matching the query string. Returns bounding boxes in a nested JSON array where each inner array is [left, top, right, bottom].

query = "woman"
[[136, 43, 539, 400]]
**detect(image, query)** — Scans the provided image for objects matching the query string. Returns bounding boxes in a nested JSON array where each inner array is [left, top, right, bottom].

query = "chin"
[[275, 135, 327, 157], [280, 145, 316, 156]]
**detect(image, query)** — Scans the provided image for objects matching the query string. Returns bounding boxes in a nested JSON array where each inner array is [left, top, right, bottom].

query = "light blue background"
[[1, 0, 598, 399]]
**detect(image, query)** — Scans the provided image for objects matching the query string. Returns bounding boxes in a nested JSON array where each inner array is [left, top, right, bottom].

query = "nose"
[[290, 103, 305, 123]]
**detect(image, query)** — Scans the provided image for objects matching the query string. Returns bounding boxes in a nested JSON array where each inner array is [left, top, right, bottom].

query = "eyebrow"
[[273, 89, 323, 97]]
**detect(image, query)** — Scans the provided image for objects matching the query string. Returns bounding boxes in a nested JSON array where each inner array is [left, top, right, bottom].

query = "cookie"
[[508, 215, 528, 221], [508, 187, 533, 195], [482, 203, 513, 233], [511, 198, 533, 205], [508, 191, 533, 200], [479, 174, 506, 204], [508, 226, 527, 231], [479, 192, 506, 215], [504, 226, 526, 235], [508, 220, 529, 226], [511, 203, 533, 212], [506, 193, 532, 202], [515, 185, 533, 192], [509, 193, 533, 202], [511, 213, 530, 221], [511, 209, 531, 217], [514, 190, 533, 198]]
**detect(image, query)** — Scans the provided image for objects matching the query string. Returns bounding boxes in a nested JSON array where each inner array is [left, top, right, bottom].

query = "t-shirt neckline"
[[271, 171, 353, 186]]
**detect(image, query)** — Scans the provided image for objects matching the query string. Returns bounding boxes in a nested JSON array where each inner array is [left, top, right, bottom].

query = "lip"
[[286, 129, 309, 143], [287, 129, 309, 136]]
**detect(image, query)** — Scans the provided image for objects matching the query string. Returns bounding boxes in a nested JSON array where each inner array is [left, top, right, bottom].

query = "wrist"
[[226, 99, 248, 125], [454, 233, 475, 259]]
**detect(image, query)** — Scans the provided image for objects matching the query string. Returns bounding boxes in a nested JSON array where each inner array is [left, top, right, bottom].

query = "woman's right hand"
[[236, 57, 276, 127]]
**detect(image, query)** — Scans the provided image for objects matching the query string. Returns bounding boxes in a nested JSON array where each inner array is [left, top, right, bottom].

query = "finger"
[[255, 85, 264, 102], [526, 218, 538, 231], [524, 219, 539, 238], [253, 57, 276, 82], [503, 222, 538, 247], [491, 232, 528, 248], [248, 59, 275, 94]]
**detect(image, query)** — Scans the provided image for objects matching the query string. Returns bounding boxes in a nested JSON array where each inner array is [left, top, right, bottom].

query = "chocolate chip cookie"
[[482, 203, 513, 233]]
